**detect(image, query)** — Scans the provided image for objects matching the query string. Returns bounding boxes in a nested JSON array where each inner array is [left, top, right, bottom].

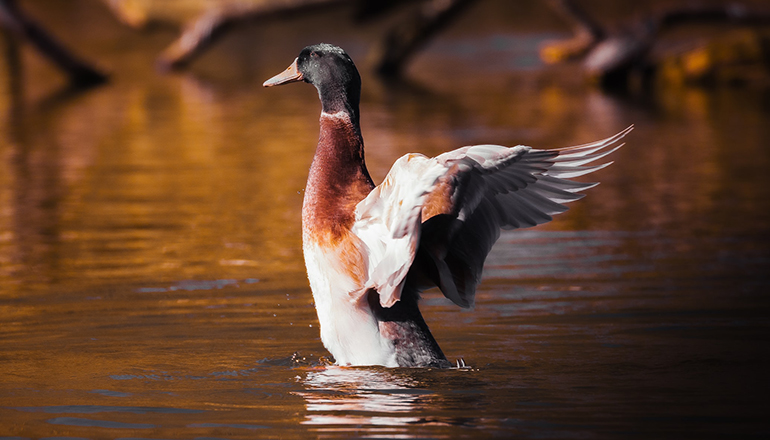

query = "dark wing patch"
[[414, 126, 632, 308]]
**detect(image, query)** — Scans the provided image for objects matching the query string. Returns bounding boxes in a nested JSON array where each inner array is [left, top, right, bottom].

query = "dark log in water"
[[373, 0, 478, 76], [155, 0, 350, 71], [542, 0, 770, 89], [540, 0, 605, 64], [154, 0, 476, 76], [0, 0, 107, 86]]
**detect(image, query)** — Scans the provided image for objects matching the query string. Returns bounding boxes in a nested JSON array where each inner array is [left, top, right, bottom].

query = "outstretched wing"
[[416, 126, 632, 308], [353, 126, 631, 310], [351, 153, 447, 307]]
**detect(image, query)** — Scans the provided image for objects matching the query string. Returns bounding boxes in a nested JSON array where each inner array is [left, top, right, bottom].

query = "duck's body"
[[302, 109, 448, 367], [265, 44, 630, 368]]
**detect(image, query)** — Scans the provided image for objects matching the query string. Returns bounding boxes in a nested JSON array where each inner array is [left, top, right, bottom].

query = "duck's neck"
[[316, 73, 361, 128], [302, 111, 374, 238]]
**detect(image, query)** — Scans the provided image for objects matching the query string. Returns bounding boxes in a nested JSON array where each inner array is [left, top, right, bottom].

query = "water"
[[1, 1, 769, 438]]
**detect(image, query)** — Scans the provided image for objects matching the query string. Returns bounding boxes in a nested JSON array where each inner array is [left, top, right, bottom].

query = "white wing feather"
[[352, 126, 631, 309], [352, 154, 447, 307], [423, 126, 632, 307]]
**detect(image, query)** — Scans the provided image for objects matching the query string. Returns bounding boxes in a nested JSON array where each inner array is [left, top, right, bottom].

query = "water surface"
[[0, 1, 768, 438]]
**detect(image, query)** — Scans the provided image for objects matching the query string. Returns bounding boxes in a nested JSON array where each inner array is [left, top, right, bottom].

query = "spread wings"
[[352, 126, 632, 309], [351, 153, 447, 307]]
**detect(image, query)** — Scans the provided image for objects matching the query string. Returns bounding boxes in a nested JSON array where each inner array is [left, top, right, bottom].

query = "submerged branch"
[[373, 0, 477, 77], [541, 0, 606, 64], [0, 0, 107, 86], [542, 1, 770, 88], [156, 0, 350, 71]]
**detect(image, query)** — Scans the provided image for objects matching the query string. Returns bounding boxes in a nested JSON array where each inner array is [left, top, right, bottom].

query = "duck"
[[264, 43, 630, 368]]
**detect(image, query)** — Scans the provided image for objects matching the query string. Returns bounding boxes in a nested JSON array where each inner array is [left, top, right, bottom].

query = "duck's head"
[[263, 43, 361, 122]]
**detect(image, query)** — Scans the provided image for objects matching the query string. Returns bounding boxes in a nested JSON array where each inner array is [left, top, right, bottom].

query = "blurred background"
[[0, 0, 768, 438]]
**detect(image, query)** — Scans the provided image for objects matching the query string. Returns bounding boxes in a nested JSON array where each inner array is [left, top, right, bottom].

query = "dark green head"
[[264, 43, 361, 123]]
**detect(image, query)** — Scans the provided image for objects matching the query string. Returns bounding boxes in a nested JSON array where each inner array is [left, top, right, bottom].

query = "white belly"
[[303, 239, 398, 367]]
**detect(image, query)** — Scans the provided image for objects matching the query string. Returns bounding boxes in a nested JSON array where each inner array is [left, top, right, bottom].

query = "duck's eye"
[[310, 51, 321, 59]]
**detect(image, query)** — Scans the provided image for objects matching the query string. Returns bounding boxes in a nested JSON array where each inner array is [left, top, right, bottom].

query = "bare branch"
[[373, 0, 478, 77], [0, 0, 107, 86], [586, 5, 770, 85], [540, 0, 606, 64], [156, 0, 350, 71]]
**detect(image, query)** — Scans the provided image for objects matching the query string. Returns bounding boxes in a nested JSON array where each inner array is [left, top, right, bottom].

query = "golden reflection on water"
[[299, 366, 488, 439], [300, 368, 424, 430], [1, 31, 768, 292], [0, 76, 311, 292], [0, 1, 769, 438]]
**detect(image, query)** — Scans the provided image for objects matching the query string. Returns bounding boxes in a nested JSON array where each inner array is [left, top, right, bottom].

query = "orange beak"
[[263, 58, 304, 87]]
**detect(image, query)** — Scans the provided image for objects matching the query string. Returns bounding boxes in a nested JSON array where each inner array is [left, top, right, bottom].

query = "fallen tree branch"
[[156, 0, 350, 71], [373, 0, 478, 77], [541, 1, 770, 88], [540, 0, 606, 64], [584, 4, 770, 86], [0, 0, 107, 86]]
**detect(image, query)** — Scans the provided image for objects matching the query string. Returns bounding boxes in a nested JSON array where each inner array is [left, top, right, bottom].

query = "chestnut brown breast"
[[302, 113, 374, 243]]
